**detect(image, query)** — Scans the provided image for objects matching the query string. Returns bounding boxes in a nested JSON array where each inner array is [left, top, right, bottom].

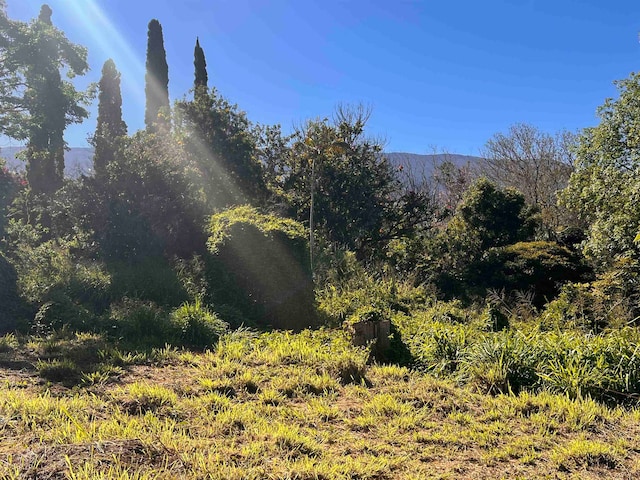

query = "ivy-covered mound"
[[207, 206, 317, 331]]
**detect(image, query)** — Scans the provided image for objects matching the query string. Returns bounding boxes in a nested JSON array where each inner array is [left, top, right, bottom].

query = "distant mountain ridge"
[[1, 147, 484, 180], [0, 146, 94, 176], [385, 152, 483, 174]]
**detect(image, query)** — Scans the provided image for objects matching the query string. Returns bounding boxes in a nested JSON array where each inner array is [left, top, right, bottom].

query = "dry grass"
[[1, 330, 640, 479]]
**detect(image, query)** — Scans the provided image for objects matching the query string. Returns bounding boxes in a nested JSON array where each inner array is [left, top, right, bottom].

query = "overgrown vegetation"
[[2, 2, 640, 477]]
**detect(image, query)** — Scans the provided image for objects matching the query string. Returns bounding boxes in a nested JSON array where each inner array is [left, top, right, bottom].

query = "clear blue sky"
[[5, 0, 640, 155]]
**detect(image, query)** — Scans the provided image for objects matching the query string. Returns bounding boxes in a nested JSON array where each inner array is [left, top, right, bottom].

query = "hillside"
[[0, 147, 483, 180], [385, 152, 483, 178], [0, 146, 94, 176]]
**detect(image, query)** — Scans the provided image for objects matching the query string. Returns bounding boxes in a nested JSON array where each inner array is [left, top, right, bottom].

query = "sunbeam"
[[55, 0, 146, 110]]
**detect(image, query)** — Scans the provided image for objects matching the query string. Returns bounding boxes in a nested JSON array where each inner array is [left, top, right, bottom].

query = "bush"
[[170, 300, 228, 349], [4, 223, 110, 332], [32, 292, 95, 335], [107, 299, 174, 348], [206, 206, 317, 330], [486, 241, 592, 307], [0, 251, 24, 333], [460, 331, 541, 394], [108, 256, 188, 307], [423, 179, 540, 300]]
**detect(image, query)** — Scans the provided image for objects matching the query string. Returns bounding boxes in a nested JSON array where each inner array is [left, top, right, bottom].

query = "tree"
[[482, 123, 575, 234], [281, 105, 434, 260], [424, 178, 539, 298], [0, 3, 90, 195], [561, 72, 640, 270], [92, 59, 127, 179], [193, 37, 207, 100], [0, 0, 25, 137], [174, 88, 267, 208], [144, 19, 169, 131]]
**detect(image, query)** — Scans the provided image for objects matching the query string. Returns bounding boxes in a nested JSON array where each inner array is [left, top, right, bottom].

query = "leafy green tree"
[[144, 19, 169, 131], [92, 59, 127, 180], [425, 178, 539, 298], [193, 37, 208, 100], [0, 1, 24, 137], [174, 88, 267, 208], [561, 72, 640, 270], [98, 131, 207, 261], [0, 3, 90, 195], [281, 106, 434, 260], [559, 72, 640, 318]]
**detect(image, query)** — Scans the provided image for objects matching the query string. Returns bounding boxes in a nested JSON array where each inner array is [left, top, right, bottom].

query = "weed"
[[551, 439, 621, 471], [36, 358, 79, 383], [115, 382, 178, 415], [0, 333, 18, 352]]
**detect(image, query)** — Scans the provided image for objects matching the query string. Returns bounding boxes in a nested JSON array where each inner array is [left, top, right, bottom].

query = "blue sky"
[[4, 0, 640, 155]]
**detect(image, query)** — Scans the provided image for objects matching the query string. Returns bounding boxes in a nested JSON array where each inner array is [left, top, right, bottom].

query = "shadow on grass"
[[372, 322, 415, 367]]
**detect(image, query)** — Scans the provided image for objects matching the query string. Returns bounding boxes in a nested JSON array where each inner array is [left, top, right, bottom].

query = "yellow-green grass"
[[1, 330, 640, 479]]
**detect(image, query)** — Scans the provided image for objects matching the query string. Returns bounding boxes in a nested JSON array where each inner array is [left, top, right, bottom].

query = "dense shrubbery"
[[5, 3, 640, 417], [206, 206, 316, 330], [0, 250, 23, 333], [485, 241, 592, 307]]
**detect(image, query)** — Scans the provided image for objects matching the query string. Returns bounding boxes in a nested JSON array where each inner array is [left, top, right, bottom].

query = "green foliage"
[[107, 299, 173, 348], [423, 178, 540, 299], [389, 296, 640, 404], [484, 241, 592, 307], [207, 205, 305, 253], [206, 206, 316, 330], [36, 357, 79, 383], [92, 59, 127, 179], [561, 71, 640, 269], [170, 300, 228, 350], [0, 250, 24, 333], [175, 88, 267, 207], [144, 19, 169, 131], [108, 256, 188, 307], [32, 293, 94, 335], [460, 331, 540, 394], [0, 4, 91, 194], [317, 251, 428, 327], [193, 37, 208, 96], [4, 222, 110, 329], [409, 320, 473, 376], [453, 178, 539, 252], [479, 303, 509, 332], [98, 131, 207, 260], [278, 106, 434, 258], [0, 159, 22, 238], [559, 71, 640, 323]]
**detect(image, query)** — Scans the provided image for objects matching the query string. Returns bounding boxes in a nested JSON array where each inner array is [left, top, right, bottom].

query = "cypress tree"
[[194, 37, 208, 100], [144, 19, 169, 131], [93, 59, 127, 179]]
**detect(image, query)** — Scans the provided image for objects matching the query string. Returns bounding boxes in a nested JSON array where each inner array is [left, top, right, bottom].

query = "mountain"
[[0, 146, 94, 176], [0, 147, 484, 181], [384, 152, 484, 179]]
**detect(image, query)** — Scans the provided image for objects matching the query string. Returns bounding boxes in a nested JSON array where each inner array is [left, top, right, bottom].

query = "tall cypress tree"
[[144, 19, 169, 131], [92, 59, 127, 179], [193, 37, 208, 100]]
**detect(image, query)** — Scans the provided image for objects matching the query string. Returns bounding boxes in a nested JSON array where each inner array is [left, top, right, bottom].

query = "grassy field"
[[1, 329, 640, 480]]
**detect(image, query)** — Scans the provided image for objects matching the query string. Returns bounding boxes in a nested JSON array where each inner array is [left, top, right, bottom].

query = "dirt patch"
[[6, 439, 180, 479]]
